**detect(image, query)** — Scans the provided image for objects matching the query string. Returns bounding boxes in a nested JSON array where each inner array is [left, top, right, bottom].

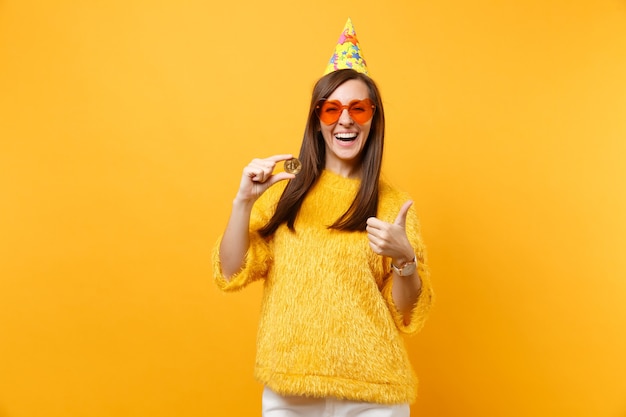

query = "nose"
[[338, 108, 354, 125]]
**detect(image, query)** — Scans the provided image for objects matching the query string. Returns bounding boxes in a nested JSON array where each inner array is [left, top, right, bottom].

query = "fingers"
[[243, 166, 269, 183], [266, 171, 296, 187], [236, 154, 296, 202], [243, 154, 294, 183], [266, 154, 295, 163], [366, 200, 412, 230], [244, 159, 275, 183], [366, 233, 385, 255], [394, 200, 413, 227], [366, 200, 413, 258]]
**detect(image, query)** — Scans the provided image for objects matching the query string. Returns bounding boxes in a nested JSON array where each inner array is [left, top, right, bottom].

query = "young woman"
[[213, 68, 433, 416]]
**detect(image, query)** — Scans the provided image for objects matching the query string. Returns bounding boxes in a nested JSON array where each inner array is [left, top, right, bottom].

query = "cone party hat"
[[323, 18, 369, 75]]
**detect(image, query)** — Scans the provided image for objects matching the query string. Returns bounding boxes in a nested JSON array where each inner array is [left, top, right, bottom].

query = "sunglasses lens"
[[348, 100, 374, 124], [317, 101, 342, 124], [316, 99, 375, 125]]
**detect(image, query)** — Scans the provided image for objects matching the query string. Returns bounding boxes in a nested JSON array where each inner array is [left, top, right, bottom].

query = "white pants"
[[262, 387, 410, 417]]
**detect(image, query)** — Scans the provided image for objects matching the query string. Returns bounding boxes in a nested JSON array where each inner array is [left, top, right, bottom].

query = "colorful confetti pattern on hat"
[[323, 18, 368, 75]]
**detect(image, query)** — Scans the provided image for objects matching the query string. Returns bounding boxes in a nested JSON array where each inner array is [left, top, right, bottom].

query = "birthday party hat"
[[323, 18, 369, 75]]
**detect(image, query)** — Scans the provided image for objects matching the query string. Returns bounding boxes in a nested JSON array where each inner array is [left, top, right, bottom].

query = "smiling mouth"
[[335, 132, 358, 142]]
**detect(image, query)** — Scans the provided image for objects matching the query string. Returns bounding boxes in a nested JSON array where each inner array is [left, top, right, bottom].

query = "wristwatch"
[[391, 255, 417, 277]]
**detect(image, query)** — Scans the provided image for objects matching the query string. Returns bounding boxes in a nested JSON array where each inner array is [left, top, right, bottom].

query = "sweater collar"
[[319, 169, 361, 192]]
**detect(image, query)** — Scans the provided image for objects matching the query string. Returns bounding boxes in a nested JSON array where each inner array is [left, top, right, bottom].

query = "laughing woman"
[[213, 19, 433, 417]]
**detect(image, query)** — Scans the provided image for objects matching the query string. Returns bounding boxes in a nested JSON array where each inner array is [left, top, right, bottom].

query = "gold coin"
[[284, 157, 302, 175]]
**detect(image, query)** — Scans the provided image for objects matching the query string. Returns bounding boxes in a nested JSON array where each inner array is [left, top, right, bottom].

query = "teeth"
[[335, 132, 358, 140]]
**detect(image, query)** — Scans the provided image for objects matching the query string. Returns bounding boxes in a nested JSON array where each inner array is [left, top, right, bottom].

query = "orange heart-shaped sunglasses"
[[315, 98, 376, 125]]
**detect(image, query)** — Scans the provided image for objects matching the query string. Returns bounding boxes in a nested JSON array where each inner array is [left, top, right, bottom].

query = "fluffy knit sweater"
[[213, 170, 433, 404]]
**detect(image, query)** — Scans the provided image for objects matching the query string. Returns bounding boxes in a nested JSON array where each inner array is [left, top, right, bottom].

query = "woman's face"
[[319, 79, 372, 177]]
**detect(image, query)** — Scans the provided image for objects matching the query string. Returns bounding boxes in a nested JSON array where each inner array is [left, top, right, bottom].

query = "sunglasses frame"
[[315, 98, 376, 125]]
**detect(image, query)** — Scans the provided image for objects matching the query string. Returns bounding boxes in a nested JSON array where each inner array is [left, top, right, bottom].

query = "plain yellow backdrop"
[[1, 1, 626, 416]]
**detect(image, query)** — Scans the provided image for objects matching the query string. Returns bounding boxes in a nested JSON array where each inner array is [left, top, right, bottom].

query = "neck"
[[324, 159, 362, 179]]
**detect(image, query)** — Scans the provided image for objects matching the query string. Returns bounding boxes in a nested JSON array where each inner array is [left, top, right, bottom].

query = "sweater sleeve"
[[212, 231, 272, 292], [212, 188, 279, 292], [380, 203, 434, 335]]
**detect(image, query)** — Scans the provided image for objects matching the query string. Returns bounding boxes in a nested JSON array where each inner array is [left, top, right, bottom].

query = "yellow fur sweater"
[[213, 170, 433, 404]]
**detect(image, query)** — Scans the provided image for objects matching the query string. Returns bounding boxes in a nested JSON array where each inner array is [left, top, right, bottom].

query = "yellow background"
[[1, 1, 626, 416]]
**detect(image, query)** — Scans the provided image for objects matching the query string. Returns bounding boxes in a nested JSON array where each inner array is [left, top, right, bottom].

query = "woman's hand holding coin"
[[237, 154, 297, 203]]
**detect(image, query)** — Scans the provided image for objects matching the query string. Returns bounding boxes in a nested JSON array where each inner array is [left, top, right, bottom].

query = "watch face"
[[401, 262, 417, 276]]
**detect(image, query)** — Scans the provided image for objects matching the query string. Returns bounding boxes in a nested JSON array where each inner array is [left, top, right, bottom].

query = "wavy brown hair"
[[258, 69, 385, 237]]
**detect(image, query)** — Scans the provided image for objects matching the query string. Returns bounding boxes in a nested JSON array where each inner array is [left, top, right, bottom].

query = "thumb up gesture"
[[366, 200, 415, 265]]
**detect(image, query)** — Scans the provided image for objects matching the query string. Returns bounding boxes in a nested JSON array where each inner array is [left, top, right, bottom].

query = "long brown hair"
[[258, 69, 385, 237]]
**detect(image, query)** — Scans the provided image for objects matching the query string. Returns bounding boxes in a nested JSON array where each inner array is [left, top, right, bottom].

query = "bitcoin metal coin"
[[284, 158, 302, 175]]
